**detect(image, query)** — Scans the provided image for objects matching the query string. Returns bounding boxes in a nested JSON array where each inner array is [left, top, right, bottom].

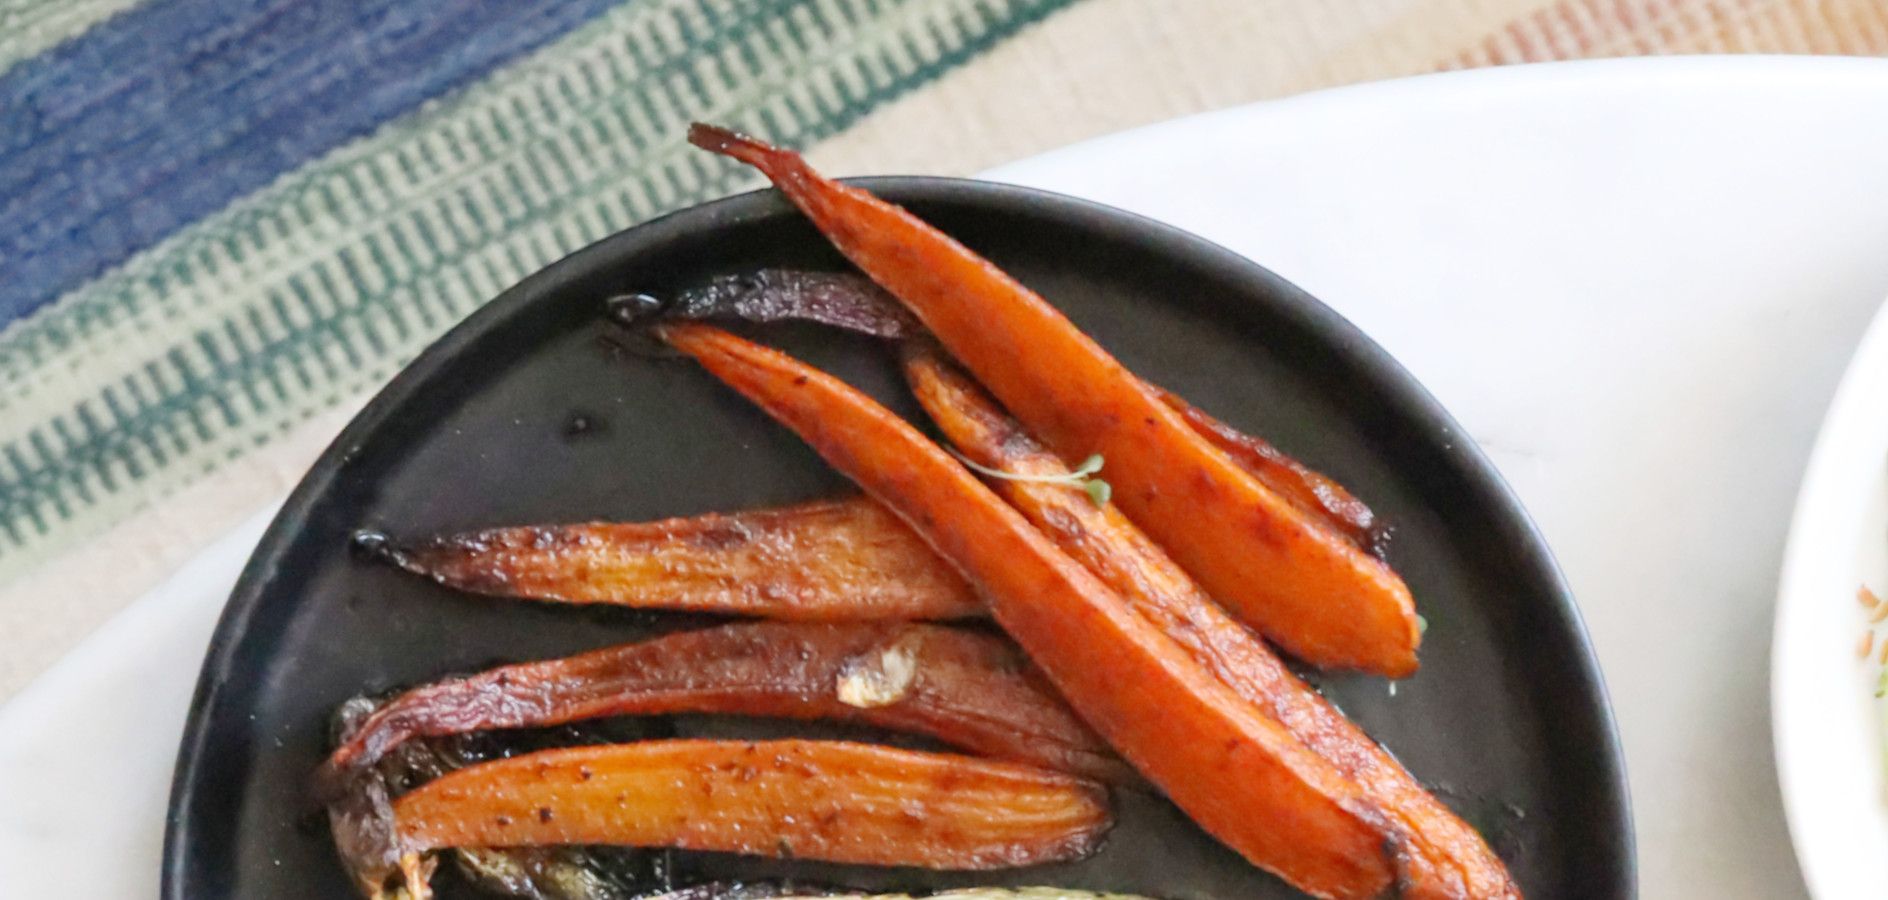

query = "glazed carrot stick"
[[375, 498, 979, 621], [1150, 387, 1385, 555], [321, 621, 1126, 786], [905, 347, 1518, 899], [686, 123, 1419, 676], [658, 322, 1393, 899], [393, 740, 1109, 875]]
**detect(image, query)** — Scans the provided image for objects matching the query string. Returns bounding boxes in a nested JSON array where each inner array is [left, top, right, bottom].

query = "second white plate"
[[1775, 297, 1888, 900]]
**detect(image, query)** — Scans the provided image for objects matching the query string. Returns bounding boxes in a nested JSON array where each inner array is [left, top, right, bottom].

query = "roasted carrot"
[[377, 498, 979, 621], [686, 123, 1419, 676], [321, 620, 1126, 786], [659, 322, 1393, 899], [392, 740, 1109, 871], [906, 347, 1518, 899], [643, 265, 1386, 556], [1150, 387, 1385, 555]]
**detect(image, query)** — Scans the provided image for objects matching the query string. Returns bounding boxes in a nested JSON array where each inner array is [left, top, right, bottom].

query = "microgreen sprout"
[[949, 449, 1112, 506]]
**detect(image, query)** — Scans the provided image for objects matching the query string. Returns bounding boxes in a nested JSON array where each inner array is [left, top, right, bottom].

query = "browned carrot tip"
[[374, 498, 981, 621], [1150, 387, 1386, 555], [688, 122, 770, 163], [657, 321, 1395, 899], [682, 122, 1421, 677], [393, 739, 1111, 869], [320, 619, 1128, 789], [903, 346, 1519, 899]]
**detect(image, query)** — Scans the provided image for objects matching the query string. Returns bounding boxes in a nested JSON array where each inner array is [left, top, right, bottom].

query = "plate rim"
[[161, 175, 1634, 897]]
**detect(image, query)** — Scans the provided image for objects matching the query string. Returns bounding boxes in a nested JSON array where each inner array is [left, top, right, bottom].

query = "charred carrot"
[[321, 620, 1125, 786], [666, 268, 924, 338], [686, 124, 1419, 676], [906, 347, 1518, 899], [659, 322, 1393, 899], [392, 740, 1109, 871], [377, 498, 979, 621]]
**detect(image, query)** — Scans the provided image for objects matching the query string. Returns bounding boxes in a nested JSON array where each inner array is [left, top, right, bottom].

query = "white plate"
[[9, 55, 1888, 898], [0, 509, 273, 900], [1774, 299, 1888, 899]]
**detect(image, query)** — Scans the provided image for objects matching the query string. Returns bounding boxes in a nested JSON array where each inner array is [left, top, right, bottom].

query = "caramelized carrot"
[[378, 498, 979, 621], [659, 322, 1393, 899], [686, 123, 1419, 676], [393, 740, 1109, 869], [1151, 387, 1385, 555], [906, 347, 1518, 899], [321, 621, 1126, 785]]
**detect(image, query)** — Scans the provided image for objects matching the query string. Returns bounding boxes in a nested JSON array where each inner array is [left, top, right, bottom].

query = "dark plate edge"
[[161, 176, 1635, 898]]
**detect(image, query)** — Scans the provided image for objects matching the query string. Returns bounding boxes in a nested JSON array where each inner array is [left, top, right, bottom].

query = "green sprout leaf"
[[949, 448, 1112, 506]]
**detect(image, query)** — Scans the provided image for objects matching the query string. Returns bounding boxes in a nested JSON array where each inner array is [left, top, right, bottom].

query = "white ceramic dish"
[[1774, 298, 1888, 899]]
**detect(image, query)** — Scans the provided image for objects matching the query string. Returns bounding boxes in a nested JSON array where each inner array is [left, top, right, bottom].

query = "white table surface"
[[7, 56, 1888, 898]]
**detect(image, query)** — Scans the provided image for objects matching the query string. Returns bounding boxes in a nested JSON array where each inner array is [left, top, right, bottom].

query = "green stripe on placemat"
[[0, 0, 1080, 580]]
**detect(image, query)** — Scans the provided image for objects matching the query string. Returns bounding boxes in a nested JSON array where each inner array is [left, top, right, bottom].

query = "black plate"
[[163, 178, 1633, 899]]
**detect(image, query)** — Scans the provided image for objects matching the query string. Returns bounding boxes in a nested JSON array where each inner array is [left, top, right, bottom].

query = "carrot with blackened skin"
[[319, 620, 1126, 788], [658, 322, 1393, 900], [666, 268, 925, 337], [388, 740, 1111, 897], [685, 123, 1419, 676], [905, 347, 1518, 900], [377, 498, 979, 621]]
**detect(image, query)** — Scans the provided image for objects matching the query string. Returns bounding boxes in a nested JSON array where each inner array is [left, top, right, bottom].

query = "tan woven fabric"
[[3, 0, 1880, 698]]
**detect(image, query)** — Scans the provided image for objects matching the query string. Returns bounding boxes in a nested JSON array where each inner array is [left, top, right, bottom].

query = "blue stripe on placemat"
[[0, 0, 622, 328]]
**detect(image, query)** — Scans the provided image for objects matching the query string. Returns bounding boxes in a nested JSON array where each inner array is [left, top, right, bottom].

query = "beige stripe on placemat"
[[1452, 0, 1888, 64]]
